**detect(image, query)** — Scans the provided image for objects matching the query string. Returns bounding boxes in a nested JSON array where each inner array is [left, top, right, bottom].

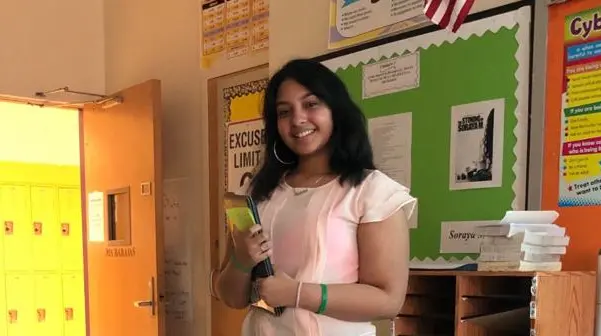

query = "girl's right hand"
[[231, 224, 272, 269]]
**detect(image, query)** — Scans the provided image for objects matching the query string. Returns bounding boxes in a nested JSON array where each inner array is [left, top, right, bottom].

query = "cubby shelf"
[[390, 270, 596, 336]]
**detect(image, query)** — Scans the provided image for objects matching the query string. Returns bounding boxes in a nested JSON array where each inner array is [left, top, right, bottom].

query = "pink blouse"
[[240, 170, 416, 336]]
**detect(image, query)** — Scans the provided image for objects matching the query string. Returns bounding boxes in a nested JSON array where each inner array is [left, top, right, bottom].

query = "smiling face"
[[275, 79, 334, 158]]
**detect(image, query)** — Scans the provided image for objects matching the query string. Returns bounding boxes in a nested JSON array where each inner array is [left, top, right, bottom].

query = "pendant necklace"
[[292, 175, 327, 196]]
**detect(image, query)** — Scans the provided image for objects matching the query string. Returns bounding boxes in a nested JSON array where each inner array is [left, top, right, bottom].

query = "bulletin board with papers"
[[316, 3, 532, 267]]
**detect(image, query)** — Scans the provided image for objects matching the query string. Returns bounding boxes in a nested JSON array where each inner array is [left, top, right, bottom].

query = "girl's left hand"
[[256, 269, 298, 308]]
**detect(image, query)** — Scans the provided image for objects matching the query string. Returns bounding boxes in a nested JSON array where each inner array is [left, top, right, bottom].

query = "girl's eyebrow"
[[276, 93, 313, 105]]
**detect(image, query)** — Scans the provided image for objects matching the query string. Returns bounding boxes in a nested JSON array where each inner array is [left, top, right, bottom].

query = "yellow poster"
[[328, 0, 427, 50], [201, 0, 269, 68], [224, 79, 267, 192], [558, 6, 601, 206]]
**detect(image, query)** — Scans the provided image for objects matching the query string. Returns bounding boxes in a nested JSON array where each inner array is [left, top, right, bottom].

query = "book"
[[223, 192, 285, 316], [474, 223, 566, 237], [476, 210, 568, 272]]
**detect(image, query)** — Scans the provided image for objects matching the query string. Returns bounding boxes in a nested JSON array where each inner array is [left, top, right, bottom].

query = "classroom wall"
[[0, 0, 104, 100]]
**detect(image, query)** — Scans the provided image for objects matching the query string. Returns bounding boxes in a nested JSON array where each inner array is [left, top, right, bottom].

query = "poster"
[[251, 0, 269, 51], [558, 6, 601, 207], [226, 118, 265, 192], [449, 99, 505, 191], [201, 0, 269, 68], [368, 112, 412, 188], [201, 0, 226, 57], [220, 75, 268, 263], [329, 0, 428, 49], [87, 191, 105, 242]]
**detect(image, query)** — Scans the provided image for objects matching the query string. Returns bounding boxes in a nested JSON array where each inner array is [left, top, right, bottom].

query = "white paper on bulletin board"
[[439, 220, 496, 254], [163, 178, 192, 323]]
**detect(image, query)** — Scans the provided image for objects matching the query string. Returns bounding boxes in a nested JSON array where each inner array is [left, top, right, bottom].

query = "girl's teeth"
[[297, 130, 314, 138]]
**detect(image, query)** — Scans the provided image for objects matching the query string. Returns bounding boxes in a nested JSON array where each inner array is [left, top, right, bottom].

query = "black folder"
[[224, 192, 285, 316]]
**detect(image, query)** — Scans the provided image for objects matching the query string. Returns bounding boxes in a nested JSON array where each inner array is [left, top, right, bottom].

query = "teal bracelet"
[[230, 254, 252, 273], [316, 284, 328, 314]]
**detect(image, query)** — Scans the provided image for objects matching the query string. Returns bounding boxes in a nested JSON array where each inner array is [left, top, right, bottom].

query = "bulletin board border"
[[314, 2, 534, 265], [222, 79, 269, 121]]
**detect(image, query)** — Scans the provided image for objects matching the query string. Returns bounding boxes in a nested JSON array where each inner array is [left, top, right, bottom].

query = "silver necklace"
[[292, 175, 327, 196]]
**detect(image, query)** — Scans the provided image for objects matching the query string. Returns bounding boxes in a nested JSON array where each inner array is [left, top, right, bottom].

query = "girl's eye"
[[277, 109, 289, 118], [304, 101, 320, 109]]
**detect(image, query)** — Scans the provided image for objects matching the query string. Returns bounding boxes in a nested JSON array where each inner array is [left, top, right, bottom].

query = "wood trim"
[[208, 76, 220, 272], [208, 64, 268, 336], [79, 108, 91, 336]]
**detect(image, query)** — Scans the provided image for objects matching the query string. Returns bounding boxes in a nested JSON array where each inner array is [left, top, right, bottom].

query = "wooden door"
[[208, 65, 269, 336], [81, 80, 164, 336]]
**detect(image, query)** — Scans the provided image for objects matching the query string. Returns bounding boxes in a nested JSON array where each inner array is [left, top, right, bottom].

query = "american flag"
[[423, 0, 475, 33]]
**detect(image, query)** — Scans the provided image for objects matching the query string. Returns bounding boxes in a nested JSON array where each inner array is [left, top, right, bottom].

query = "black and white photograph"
[[449, 98, 505, 190]]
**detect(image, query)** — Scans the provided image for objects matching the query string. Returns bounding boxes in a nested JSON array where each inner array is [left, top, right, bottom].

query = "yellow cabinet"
[[62, 273, 86, 336], [0, 164, 86, 336], [34, 274, 64, 336], [0, 189, 3, 275], [31, 186, 60, 271], [5, 274, 35, 336], [58, 188, 84, 271], [0, 185, 32, 271], [0, 275, 6, 336]]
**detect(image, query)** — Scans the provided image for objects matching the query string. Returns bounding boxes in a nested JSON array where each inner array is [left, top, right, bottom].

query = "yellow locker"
[[0, 188, 3, 275], [34, 274, 63, 336], [0, 187, 3, 274], [5, 274, 35, 336], [31, 186, 60, 271], [62, 273, 86, 336], [0, 185, 32, 271], [0, 275, 6, 336], [58, 188, 84, 271]]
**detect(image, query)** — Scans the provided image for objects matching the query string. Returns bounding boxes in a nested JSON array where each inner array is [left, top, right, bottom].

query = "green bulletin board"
[[319, 4, 532, 267]]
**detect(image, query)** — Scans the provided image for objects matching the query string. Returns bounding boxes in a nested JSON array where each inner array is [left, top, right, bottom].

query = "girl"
[[215, 58, 416, 336]]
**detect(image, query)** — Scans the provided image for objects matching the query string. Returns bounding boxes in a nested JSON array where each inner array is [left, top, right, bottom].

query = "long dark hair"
[[250, 58, 375, 202]]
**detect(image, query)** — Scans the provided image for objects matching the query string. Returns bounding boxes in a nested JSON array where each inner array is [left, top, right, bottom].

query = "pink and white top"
[[239, 170, 416, 336]]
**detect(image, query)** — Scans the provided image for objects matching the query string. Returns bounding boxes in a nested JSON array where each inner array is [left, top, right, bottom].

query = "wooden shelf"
[[390, 270, 596, 336]]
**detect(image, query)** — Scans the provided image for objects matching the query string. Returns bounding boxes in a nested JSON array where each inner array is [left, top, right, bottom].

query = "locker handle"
[[8, 309, 17, 323], [133, 276, 156, 316], [61, 223, 70, 236], [65, 307, 74, 321], [4, 221, 13, 235], [33, 222, 42, 235], [37, 308, 46, 322]]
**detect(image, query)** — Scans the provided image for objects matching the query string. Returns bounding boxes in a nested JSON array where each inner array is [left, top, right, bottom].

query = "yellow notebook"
[[225, 207, 256, 231]]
